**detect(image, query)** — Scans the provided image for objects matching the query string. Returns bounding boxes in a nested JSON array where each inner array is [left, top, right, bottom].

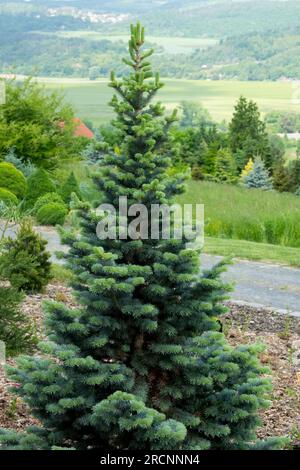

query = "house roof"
[[73, 118, 94, 139]]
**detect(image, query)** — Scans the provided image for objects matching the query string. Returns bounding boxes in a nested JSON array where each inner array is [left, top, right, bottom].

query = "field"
[[177, 181, 300, 248], [52, 31, 218, 54], [43, 78, 300, 125]]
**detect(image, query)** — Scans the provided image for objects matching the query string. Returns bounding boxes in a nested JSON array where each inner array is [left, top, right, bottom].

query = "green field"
[[177, 181, 300, 248], [42, 78, 300, 125], [51, 31, 218, 54]]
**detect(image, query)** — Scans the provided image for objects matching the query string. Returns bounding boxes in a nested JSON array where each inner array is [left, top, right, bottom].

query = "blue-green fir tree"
[[243, 157, 273, 190], [0, 24, 284, 451]]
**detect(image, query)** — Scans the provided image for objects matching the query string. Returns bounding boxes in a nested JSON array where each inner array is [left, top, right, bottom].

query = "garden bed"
[[0, 285, 299, 446]]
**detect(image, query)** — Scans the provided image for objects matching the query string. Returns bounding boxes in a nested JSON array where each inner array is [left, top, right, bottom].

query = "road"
[[2, 224, 300, 315]]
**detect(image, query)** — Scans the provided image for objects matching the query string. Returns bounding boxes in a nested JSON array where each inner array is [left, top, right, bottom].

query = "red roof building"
[[73, 118, 94, 139], [58, 118, 94, 139]]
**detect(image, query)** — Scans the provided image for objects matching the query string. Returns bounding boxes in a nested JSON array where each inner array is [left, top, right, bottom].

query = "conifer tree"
[[60, 172, 82, 205], [241, 158, 254, 180], [273, 160, 290, 193], [229, 97, 270, 170], [215, 148, 237, 183], [0, 220, 52, 293], [0, 24, 284, 451], [243, 157, 273, 190]]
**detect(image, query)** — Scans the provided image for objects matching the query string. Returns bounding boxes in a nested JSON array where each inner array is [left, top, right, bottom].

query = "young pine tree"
[[0, 220, 52, 293], [215, 148, 237, 183], [60, 172, 82, 205], [229, 97, 270, 171], [0, 24, 284, 451], [0, 286, 37, 357], [243, 157, 273, 190]]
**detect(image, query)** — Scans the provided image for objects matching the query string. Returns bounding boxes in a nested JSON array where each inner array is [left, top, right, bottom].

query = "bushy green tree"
[[243, 157, 273, 190], [33, 193, 65, 215], [0, 24, 284, 451], [0, 188, 18, 206], [25, 169, 56, 209], [0, 162, 27, 199], [179, 101, 212, 128], [0, 78, 87, 168], [229, 97, 270, 170], [0, 220, 52, 293], [36, 203, 68, 226], [0, 286, 37, 357]]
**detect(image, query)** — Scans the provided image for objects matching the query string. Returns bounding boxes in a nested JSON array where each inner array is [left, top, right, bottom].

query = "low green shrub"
[[36, 202, 68, 226], [25, 169, 56, 208], [0, 286, 37, 356], [0, 220, 52, 293], [0, 188, 18, 206], [0, 162, 27, 199], [34, 192, 65, 215]]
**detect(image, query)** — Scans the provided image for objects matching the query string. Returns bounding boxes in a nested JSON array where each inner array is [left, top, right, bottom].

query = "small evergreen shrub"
[[0, 220, 52, 293], [0, 286, 37, 356], [25, 169, 56, 208], [0, 188, 18, 206], [36, 202, 68, 226], [34, 192, 65, 215], [60, 172, 81, 204], [0, 162, 27, 199], [5, 149, 36, 178], [243, 157, 273, 190]]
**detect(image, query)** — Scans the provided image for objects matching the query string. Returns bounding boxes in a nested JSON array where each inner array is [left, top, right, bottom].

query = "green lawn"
[[204, 237, 300, 267], [42, 78, 300, 125]]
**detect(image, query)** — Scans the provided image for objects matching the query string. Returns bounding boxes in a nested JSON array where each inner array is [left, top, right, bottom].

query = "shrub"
[[36, 203, 68, 226], [5, 149, 36, 178], [243, 157, 273, 190], [0, 220, 52, 293], [0, 188, 18, 206], [0, 162, 27, 199], [0, 286, 37, 356], [60, 172, 81, 204], [25, 169, 56, 208], [34, 192, 65, 215]]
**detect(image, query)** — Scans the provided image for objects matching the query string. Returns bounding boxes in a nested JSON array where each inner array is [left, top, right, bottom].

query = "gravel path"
[[2, 224, 300, 315]]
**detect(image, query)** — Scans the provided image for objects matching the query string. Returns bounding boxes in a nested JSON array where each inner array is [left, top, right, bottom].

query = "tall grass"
[[177, 181, 300, 248]]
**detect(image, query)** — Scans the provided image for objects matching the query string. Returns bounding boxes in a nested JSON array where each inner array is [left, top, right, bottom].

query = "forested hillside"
[[1, 0, 300, 80]]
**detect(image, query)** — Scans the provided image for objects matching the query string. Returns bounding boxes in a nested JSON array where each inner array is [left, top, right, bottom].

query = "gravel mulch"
[[0, 286, 299, 447]]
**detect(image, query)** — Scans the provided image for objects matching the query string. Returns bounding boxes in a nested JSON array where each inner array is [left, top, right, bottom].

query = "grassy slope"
[[204, 237, 300, 267], [43, 78, 299, 125], [177, 180, 300, 247]]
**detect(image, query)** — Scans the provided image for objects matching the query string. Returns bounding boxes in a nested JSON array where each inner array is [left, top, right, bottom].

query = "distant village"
[[46, 7, 129, 24]]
